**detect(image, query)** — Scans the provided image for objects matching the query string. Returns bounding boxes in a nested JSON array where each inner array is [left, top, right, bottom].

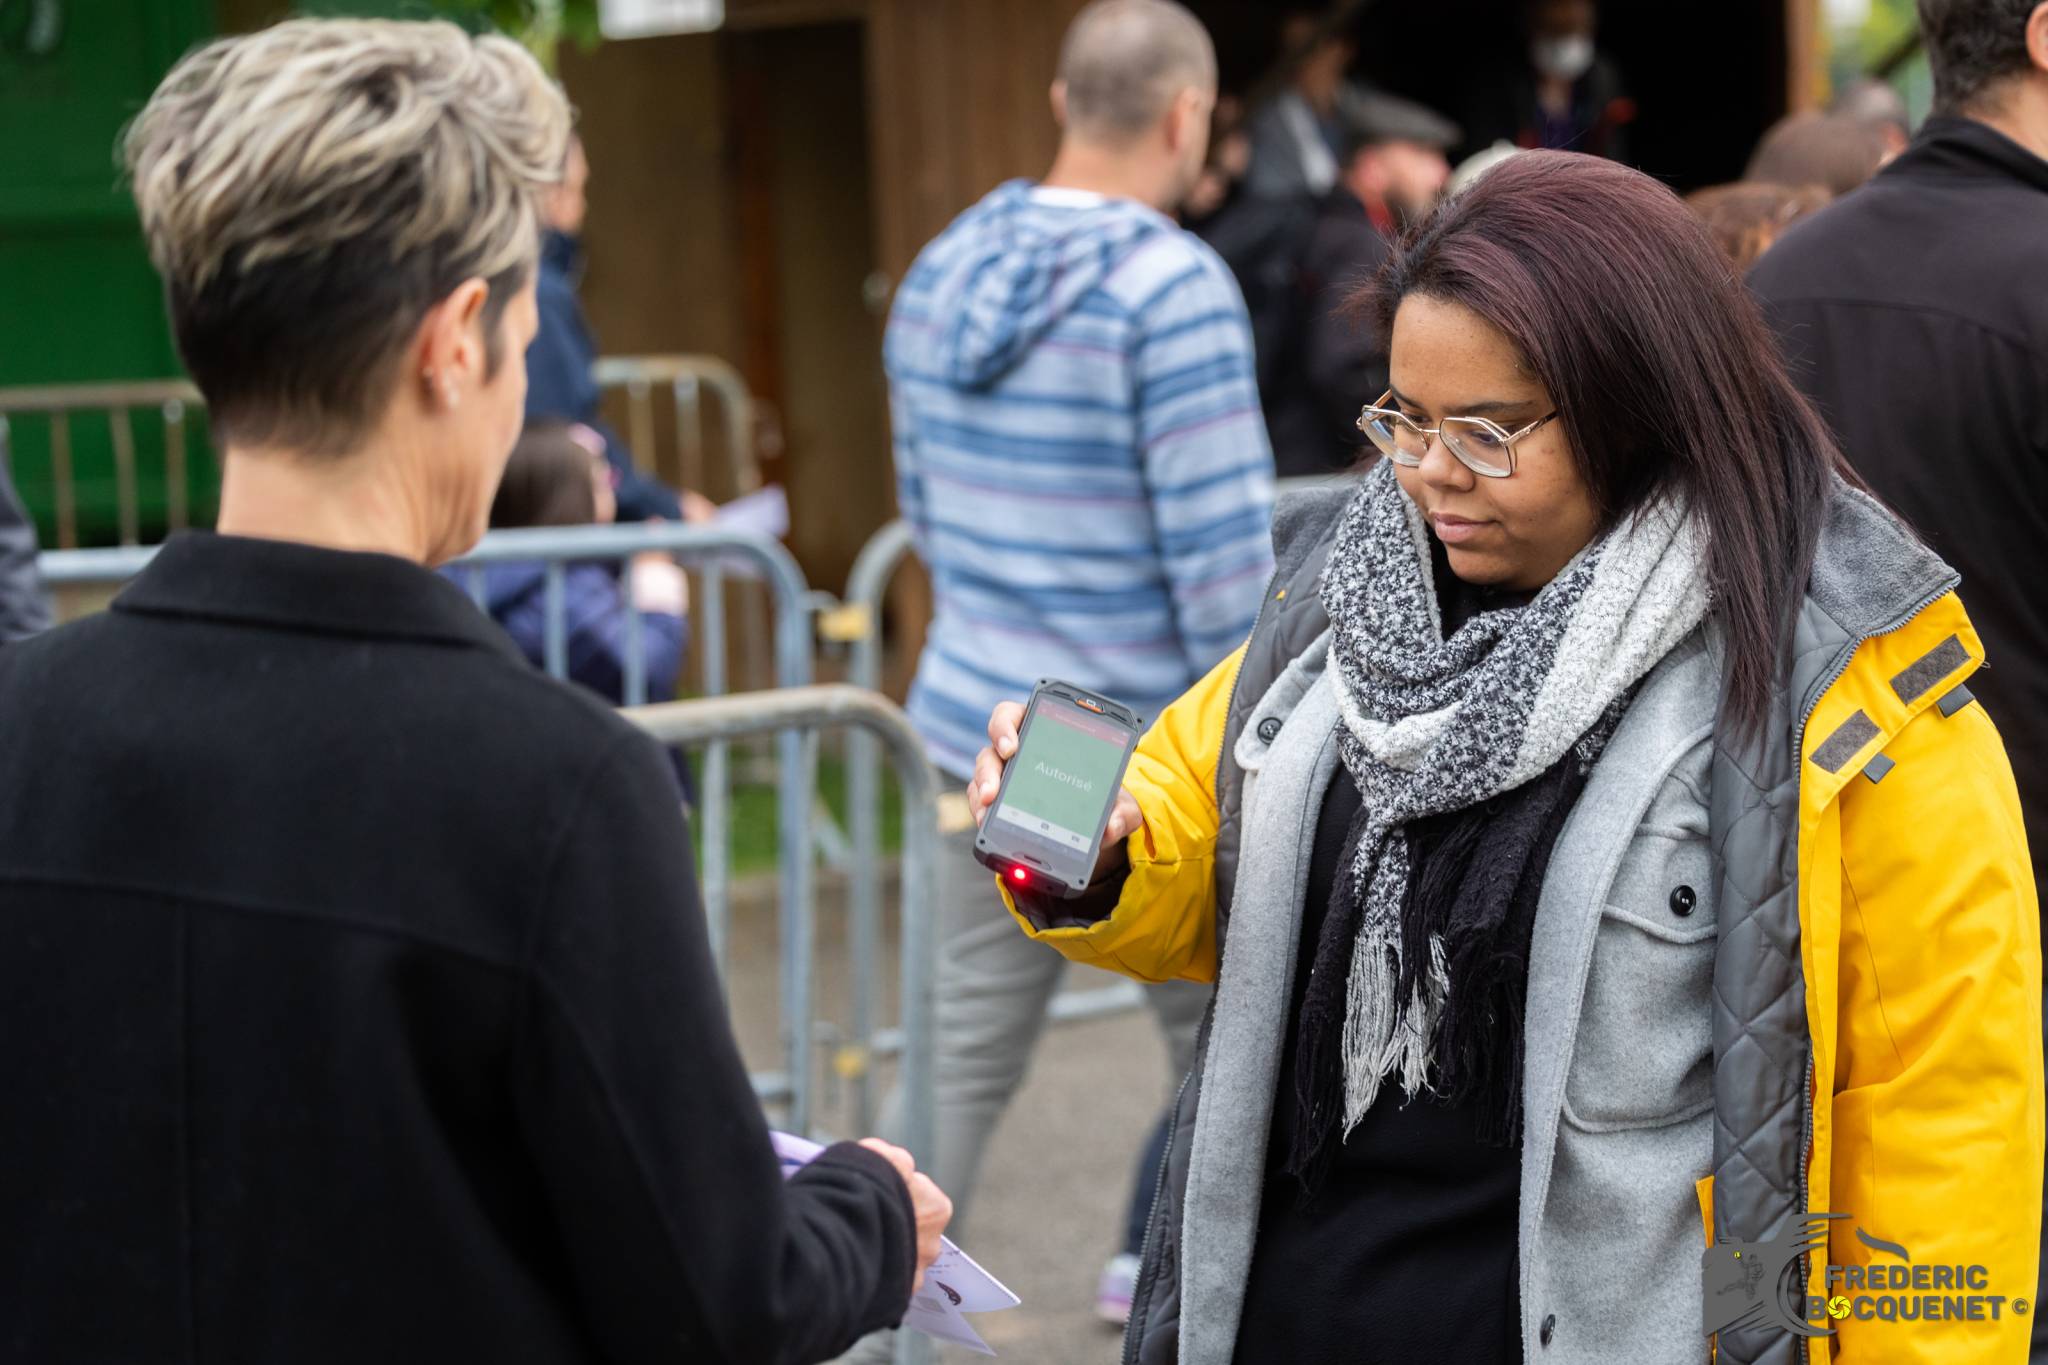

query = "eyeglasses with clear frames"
[[1355, 390, 1561, 478]]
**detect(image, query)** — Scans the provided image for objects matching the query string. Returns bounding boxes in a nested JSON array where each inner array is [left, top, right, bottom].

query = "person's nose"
[[1416, 430, 1476, 493]]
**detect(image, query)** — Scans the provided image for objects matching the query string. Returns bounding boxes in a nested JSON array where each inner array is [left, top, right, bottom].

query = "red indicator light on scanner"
[[1010, 867, 1029, 884]]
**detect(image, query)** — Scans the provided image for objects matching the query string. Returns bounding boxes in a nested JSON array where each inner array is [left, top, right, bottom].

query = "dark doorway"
[[1192, 0, 1786, 191]]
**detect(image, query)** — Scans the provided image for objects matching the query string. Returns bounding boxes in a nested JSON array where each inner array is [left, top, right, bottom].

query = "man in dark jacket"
[[1749, 0, 2046, 894], [1749, 1, 2048, 1351], [0, 427, 51, 641], [1265, 90, 1458, 477], [526, 134, 684, 522]]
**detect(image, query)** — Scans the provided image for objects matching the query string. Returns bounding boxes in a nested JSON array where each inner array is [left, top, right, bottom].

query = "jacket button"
[[1540, 1313, 1556, 1347], [1257, 717, 1282, 743], [1669, 885, 1697, 917]]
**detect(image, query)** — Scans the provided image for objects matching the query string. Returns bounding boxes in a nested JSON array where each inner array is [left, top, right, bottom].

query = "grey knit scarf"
[[1314, 459, 1709, 1139]]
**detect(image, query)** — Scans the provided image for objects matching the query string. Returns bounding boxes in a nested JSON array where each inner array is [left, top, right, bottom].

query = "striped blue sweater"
[[885, 180, 1275, 777]]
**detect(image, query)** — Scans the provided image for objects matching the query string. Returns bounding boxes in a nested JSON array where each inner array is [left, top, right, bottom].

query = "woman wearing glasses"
[[971, 151, 2040, 1363]]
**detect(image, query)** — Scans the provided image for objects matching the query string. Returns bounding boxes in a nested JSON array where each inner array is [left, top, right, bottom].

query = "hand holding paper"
[[855, 1136, 952, 1291], [773, 1131, 1022, 1356]]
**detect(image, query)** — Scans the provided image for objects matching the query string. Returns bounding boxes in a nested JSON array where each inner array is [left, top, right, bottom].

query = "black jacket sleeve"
[[0, 433, 52, 643], [1301, 225, 1391, 440], [513, 730, 916, 1364]]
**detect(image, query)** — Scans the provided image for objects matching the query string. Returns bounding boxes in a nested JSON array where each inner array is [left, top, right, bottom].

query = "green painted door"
[[0, 0, 216, 544]]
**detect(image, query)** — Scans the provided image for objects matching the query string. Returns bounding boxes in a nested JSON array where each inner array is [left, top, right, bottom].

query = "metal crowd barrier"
[[0, 356, 759, 558], [828, 520, 1148, 1112], [625, 683, 937, 1174], [0, 379, 206, 549], [592, 353, 760, 498]]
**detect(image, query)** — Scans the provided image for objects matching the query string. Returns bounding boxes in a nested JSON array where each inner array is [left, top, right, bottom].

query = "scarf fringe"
[[1339, 927, 1447, 1136]]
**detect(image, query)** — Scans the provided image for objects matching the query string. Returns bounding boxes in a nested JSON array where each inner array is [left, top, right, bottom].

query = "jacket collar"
[[1805, 476, 1958, 659], [1881, 113, 2048, 196], [114, 531, 523, 661]]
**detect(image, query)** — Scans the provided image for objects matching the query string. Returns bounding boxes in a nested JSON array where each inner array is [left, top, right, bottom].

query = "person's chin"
[[1439, 541, 1513, 586]]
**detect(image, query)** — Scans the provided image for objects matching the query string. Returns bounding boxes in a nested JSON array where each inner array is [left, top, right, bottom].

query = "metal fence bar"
[[109, 408, 139, 548], [782, 725, 818, 1135], [626, 379, 656, 480], [542, 560, 567, 679], [697, 563, 731, 971], [50, 412, 74, 550], [163, 400, 189, 533], [0, 380, 205, 411], [592, 354, 760, 495], [623, 588, 647, 708], [628, 684, 937, 1365], [673, 374, 703, 493], [837, 518, 916, 1133], [37, 542, 159, 584]]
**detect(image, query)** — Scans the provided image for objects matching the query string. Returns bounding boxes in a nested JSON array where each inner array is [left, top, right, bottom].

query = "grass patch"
[[689, 745, 905, 880]]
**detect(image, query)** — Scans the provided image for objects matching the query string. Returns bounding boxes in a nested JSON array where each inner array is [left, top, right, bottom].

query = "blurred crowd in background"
[[1166, 1, 1923, 480]]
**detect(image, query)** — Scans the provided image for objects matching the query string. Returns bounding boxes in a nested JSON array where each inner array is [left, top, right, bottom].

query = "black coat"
[[1262, 189, 1393, 479], [1750, 115, 2048, 888], [0, 532, 914, 1364]]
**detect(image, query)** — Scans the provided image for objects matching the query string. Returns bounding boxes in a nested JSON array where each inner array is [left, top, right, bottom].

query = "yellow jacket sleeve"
[[1825, 694, 2043, 1362], [998, 644, 1243, 985]]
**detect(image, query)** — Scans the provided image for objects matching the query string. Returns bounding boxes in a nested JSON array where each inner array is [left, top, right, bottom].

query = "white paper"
[[712, 485, 790, 540], [771, 1130, 1020, 1355], [698, 486, 790, 582]]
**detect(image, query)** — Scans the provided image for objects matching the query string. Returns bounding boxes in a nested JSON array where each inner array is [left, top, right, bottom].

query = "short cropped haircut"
[[1056, 0, 1216, 144], [1918, 0, 2041, 114], [125, 19, 571, 455]]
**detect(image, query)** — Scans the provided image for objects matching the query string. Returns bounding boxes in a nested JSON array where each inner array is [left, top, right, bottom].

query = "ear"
[[411, 278, 491, 413], [1050, 79, 1069, 129], [2029, 1, 2048, 75], [1165, 87, 1206, 154]]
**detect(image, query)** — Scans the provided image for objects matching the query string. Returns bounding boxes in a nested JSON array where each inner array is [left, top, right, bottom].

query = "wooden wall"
[[863, 0, 1090, 282]]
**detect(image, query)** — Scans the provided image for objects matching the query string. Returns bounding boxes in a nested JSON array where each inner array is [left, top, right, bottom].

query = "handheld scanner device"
[[973, 679, 1143, 898]]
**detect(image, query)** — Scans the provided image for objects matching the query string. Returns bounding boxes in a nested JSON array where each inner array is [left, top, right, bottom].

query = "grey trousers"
[[881, 820, 1210, 1239]]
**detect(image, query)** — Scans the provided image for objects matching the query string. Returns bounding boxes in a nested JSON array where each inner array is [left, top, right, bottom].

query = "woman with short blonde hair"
[[0, 20, 948, 1363]]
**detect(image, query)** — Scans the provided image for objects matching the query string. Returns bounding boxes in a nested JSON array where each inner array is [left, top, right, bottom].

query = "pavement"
[[725, 872, 1172, 1365]]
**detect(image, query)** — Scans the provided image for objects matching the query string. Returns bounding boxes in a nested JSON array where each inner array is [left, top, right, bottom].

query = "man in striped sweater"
[[880, 0, 1274, 1316]]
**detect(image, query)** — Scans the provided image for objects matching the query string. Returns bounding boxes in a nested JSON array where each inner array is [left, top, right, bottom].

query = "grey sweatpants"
[[880, 819, 1210, 1239]]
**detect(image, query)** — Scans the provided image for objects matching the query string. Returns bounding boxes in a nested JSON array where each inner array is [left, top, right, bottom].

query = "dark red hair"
[[1368, 150, 1858, 739]]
